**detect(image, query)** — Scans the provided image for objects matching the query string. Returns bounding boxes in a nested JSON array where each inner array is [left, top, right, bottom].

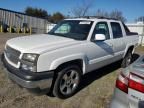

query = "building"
[[0, 8, 49, 33], [127, 22, 144, 46]]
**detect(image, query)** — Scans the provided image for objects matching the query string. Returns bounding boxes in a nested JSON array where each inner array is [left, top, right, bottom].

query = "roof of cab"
[[65, 16, 121, 22]]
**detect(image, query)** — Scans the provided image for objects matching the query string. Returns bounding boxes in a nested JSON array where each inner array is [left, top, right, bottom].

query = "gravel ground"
[[0, 33, 143, 108]]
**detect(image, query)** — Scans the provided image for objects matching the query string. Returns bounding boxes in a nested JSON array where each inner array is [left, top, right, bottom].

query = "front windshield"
[[48, 20, 93, 40]]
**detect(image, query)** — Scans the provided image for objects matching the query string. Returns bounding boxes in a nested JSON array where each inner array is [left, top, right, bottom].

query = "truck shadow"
[[77, 53, 140, 94], [47, 53, 140, 97]]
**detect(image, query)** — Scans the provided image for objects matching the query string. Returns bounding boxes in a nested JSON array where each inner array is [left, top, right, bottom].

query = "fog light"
[[21, 64, 36, 72]]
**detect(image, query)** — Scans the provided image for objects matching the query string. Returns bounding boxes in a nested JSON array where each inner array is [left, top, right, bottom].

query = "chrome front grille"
[[5, 45, 21, 65]]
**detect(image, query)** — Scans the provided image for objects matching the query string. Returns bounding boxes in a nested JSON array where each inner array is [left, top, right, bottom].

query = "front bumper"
[[1, 53, 54, 94]]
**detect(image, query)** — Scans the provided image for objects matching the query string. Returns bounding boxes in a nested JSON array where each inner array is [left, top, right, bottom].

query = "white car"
[[110, 55, 144, 108], [1, 17, 139, 98]]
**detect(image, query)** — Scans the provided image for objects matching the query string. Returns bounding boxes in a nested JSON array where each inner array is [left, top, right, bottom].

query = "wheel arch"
[[123, 45, 134, 58], [49, 54, 88, 75]]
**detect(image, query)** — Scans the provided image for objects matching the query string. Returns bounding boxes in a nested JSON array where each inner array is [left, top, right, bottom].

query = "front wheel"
[[53, 65, 82, 99], [121, 50, 132, 68]]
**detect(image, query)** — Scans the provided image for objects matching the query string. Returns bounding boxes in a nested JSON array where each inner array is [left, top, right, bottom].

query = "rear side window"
[[111, 22, 123, 38]]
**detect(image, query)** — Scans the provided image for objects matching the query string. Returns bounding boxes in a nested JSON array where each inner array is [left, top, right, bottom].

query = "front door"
[[86, 21, 114, 72]]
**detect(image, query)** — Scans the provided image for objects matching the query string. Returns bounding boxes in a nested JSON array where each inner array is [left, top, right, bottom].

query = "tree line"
[[25, 5, 143, 23], [25, 7, 65, 23]]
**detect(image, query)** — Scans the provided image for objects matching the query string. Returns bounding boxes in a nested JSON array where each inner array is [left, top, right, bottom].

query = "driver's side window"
[[92, 22, 110, 40]]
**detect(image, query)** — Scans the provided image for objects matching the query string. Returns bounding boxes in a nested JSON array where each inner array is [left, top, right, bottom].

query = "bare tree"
[[71, 0, 93, 17], [135, 16, 144, 22], [110, 10, 126, 22], [72, 7, 83, 17], [95, 9, 109, 17], [95, 9, 126, 22]]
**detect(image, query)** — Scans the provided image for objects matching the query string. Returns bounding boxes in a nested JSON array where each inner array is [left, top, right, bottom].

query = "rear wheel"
[[121, 50, 132, 68], [53, 65, 81, 99]]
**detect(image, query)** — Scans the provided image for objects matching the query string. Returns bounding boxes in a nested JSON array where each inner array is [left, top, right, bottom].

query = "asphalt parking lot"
[[0, 33, 143, 108]]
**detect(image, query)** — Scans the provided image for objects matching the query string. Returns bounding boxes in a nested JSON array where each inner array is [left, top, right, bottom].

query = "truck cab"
[[1, 17, 139, 98]]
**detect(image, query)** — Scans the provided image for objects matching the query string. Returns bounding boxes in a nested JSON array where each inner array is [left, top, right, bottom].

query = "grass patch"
[[135, 46, 144, 55], [136, 46, 144, 51]]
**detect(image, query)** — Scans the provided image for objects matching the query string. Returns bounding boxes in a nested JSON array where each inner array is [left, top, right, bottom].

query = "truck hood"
[[6, 34, 81, 54]]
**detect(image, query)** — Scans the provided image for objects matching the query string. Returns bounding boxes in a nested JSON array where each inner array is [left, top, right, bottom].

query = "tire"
[[53, 65, 82, 99], [121, 50, 132, 68]]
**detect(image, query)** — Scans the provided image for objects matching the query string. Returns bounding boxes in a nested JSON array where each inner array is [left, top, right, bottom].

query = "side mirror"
[[94, 34, 106, 41]]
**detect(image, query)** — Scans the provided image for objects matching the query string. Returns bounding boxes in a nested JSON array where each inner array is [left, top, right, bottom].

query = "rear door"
[[109, 22, 126, 61]]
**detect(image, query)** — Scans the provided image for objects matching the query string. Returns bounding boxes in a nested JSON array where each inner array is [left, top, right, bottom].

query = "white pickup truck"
[[1, 17, 139, 99]]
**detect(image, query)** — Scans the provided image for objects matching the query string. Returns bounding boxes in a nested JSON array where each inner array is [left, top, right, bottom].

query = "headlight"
[[22, 53, 39, 62], [20, 53, 39, 72]]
